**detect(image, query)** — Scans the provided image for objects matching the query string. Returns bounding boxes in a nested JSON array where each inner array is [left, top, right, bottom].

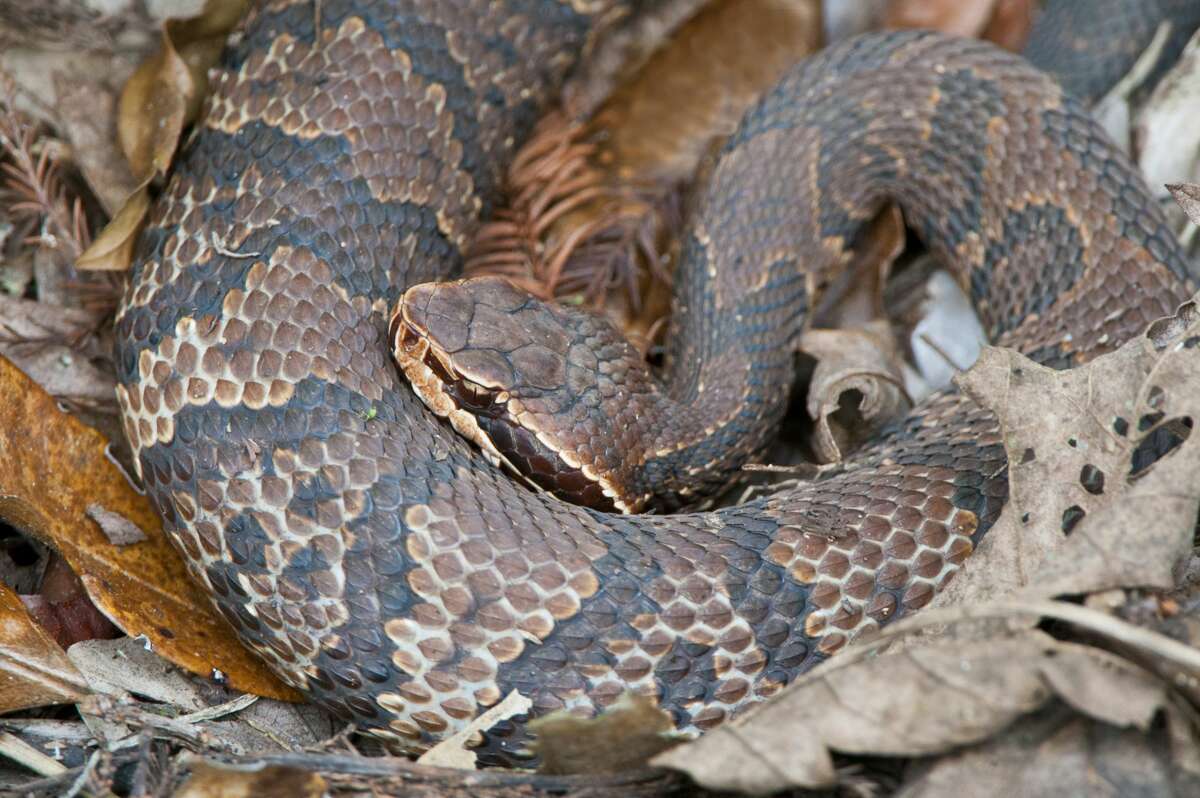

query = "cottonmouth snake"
[[114, 0, 1199, 762]]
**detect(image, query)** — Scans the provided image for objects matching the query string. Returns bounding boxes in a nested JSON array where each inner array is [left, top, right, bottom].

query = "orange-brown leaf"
[[0, 356, 300, 701], [0, 582, 89, 713], [884, 0, 998, 38]]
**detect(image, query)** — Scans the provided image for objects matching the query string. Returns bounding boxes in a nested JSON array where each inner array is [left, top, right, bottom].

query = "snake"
[[114, 0, 1199, 765]]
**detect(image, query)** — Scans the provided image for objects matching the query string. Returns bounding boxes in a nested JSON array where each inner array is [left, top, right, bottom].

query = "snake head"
[[390, 276, 659, 513]]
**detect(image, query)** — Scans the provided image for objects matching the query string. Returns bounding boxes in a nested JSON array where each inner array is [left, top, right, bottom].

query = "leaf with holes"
[[945, 294, 1200, 608], [655, 632, 1188, 792], [0, 355, 300, 701]]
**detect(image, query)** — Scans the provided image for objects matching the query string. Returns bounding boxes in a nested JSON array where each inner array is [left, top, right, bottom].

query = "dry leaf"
[[86, 504, 148, 546], [1136, 34, 1200, 195], [0, 294, 112, 404], [117, 28, 193, 183], [908, 268, 987, 398], [0, 355, 300, 701], [0, 582, 89, 713], [899, 707, 1197, 797], [978, 0, 1036, 51], [1168, 183, 1200, 227], [885, 0, 999, 38], [75, 184, 149, 272], [952, 295, 1200, 606], [800, 321, 911, 463], [417, 690, 532, 770], [595, 0, 822, 183], [531, 693, 680, 775], [176, 761, 327, 798], [80, 0, 249, 273], [51, 73, 141, 216], [653, 633, 1181, 793]]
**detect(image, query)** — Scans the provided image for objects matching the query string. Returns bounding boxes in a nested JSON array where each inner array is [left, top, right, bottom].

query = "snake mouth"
[[389, 307, 517, 470]]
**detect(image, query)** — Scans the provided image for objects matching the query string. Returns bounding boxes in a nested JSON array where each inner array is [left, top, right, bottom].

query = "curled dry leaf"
[[79, 0, 250, 273], [800, 321, 911, 463], [530, 692, 680, 776], [0, 582, 90, 713], [0, 355, 300, 701], [950, 293, 1200, 608], [654, 632, 1187, 794], [117, 27, 194, 184], [75, 184, 149, 272]]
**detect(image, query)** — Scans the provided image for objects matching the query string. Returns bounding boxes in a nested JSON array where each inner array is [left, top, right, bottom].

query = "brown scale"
[[116, 0, 1196, 763]]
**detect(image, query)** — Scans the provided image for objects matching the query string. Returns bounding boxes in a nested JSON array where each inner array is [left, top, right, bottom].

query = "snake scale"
[[115, 0, 1199, 763]]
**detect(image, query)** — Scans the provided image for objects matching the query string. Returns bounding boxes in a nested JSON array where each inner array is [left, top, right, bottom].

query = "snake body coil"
[[115, 0, 1195, 761]]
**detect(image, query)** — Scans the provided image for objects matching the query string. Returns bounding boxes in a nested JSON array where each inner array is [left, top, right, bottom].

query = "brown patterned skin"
[[114, 0, 1195, 767]]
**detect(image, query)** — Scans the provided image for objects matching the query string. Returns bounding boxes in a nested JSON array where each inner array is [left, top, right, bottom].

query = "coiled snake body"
[[115, 0, 1197, 760]]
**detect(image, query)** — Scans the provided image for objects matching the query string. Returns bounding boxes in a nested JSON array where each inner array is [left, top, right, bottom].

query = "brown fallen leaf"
[[977, 0, 1037, 51], [74, 184, 149, 272], [885, 0, 1035, 50], [0, 294, 111, 404], [800, 321, 911, 463], [899, 706, 1198, 797], [0, 355, 300, 701], [1168, 183, 1200, 227], [885, 0, 999, 38], [117, 28, 193, 184], [653, 632, 1187, 793], [0, 581, 89, 713], [531, 693, 681, 776], [948, 294, 1200, 609], [79, 0, 250, 273], [176, 761, 327, 798]]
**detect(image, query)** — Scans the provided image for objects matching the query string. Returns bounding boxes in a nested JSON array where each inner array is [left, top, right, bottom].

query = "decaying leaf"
[[74, 184, 149, 272], [0, 355, 300, 701], [175, 761, 327, 798], [79, 0, 249, 273], [0, 294, 112, 404], [883, 0, 1034, 51], [654, 632, 1188, 794], [800, 321, 911, 463], [0, 582, 89, 713], [86, 504, 148, 546], [417, 690, 532, 770], [1138, 33, 1200, 198], [1168, 183, 1200, 227], [899, 706, 1199, 797], [950, 294, 1200, 607], [885, 0, 1000, 39], [531, 692, 680, 776], [117, 28, 193, 183]]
